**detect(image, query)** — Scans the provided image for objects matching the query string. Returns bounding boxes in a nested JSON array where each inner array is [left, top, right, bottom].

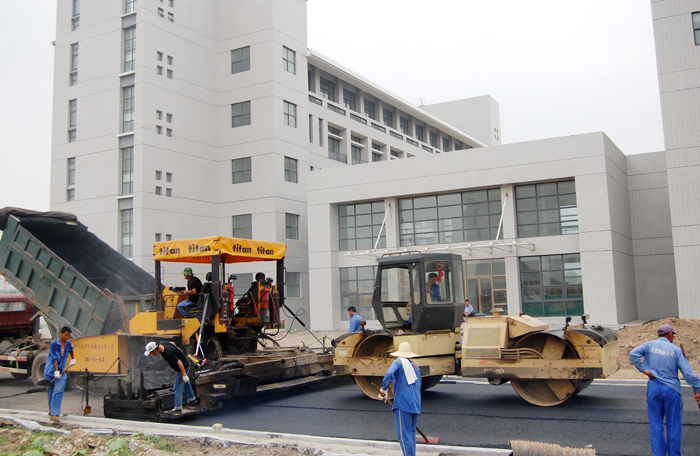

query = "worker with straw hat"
[[379, 341, 422, 456]]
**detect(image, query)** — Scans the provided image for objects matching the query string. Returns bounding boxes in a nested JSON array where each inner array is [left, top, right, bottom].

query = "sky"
[[0, 1, 664, 212]]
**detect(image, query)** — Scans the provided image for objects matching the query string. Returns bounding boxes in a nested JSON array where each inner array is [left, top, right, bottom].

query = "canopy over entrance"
[[153, 236, 286, 264]]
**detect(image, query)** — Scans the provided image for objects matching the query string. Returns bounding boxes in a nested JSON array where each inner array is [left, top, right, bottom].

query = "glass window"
[[515, 180, 578, 237], [121, 147, 133, 195], [232, 101, 251, 127], [155, 186, 161, 195], [123, 86, 134, 132], [328, 126, 340, 136], [167, 55, 173, 65], [400, 117, 409, 135], [155, 170, 161, 180], [66, 188, 75, 202], [166, 69, 173, 79], [284, 101, 296, 127], [465, 258, 507, 315], [320, 77, 335, 102], [351, 145, 363, 165], [283, 46, 296, 74], [68, 99, 77, 142], [232, 157, 251, 184], [694, 12, 700, 45], [328, 137, 345, 163], [372, 152, 381, 162], [424, 261, 454, 304], [442, 137, 450, 152], [285, 213, 299, 240], [380, 267, 411, 303], [124, 27, 136, 72], [70, 43, 78, 85], [125, 0, 136, 14], [338, 201, 386, 251], [383, 109, 393, 128], [416, 125, 424, 142], [121, 209, 133, 258], [343, 89, 356, 111], [165, 188, 172, 197], [231, 46, 250, 74], [284, 156, 297, 183], [67, 158, 76, 186], [167, 12, 174, 22], [286, 272, 301, 298], [72, 0, 80, 30], [364, 100, 376, 120], [429, 131, 437, 147], [166, 113, 172, 123], [340, 266, 376, 321], [232, 214, 252, 239], [520, 254, 583, 317], [166, 172, 172, 182], [399, 188, 502, 247]]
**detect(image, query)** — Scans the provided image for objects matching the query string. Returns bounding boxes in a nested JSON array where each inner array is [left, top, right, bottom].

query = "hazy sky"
[[0, 1, 664, 212]]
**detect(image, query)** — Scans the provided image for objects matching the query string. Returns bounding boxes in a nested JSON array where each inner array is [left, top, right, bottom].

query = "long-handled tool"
[[36, 365, 71, 387], [371, 383, 439, 444]]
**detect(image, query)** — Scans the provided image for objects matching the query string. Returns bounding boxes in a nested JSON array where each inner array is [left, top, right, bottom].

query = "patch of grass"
[[142, 434, 181, 453]]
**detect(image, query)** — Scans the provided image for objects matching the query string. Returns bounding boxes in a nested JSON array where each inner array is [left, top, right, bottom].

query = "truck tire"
[[11, 372, 30, 380], [31, 351, 49, 386]]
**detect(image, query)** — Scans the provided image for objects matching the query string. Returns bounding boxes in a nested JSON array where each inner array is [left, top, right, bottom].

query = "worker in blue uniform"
[[44, 326, 76, 422], [347, 306, 364, 333], [379, 342, 422, 456], [630, 324, 700, 456]]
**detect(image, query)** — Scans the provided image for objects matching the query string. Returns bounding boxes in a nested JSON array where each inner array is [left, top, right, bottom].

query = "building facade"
[[49, 0, 699, 328]]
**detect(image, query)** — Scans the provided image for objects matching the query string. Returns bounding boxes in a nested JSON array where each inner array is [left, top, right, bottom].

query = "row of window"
[[337, 180, 578, 252], [231, 100, 297, 129], [231, 45, 296, 75], [232, 156, 298, 184], [313, 117, 408, 164], [233, 213, 299, 240]]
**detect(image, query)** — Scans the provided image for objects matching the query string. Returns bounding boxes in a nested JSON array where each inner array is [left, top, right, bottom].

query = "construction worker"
[[144, 341, 197, 412], [347, 306, 364, 333], [379, 342, 422, 456], [176, 267, 202, 317], [44, 326, 76, 422], [630, 324, 700, 456]]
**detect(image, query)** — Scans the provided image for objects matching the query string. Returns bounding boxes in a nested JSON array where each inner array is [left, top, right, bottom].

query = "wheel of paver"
[[350, 333, 395, 400], [509, 332, 591, 406], [421, 375, 442, 391], [31, 351, 49, 386]]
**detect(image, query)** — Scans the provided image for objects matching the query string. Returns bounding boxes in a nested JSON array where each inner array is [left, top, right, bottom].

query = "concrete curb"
[[0, 409, 511, 456]]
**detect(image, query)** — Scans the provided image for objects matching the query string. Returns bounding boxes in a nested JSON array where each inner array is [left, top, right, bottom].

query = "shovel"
[[371, 383, 439, 444], [36, 365, 70, 387]]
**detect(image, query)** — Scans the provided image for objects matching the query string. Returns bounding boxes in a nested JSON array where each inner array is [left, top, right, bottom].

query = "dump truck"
[[333, 252, 619, 406]]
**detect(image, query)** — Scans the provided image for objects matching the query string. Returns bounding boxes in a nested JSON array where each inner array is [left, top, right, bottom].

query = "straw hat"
[[390, 341, 419, 358]]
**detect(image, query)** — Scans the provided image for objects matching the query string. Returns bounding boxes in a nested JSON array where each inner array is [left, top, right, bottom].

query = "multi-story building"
[[50, 0, 700, 329]]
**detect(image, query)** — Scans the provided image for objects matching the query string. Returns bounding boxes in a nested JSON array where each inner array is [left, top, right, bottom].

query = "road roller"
[[333, 252, 619, 406]]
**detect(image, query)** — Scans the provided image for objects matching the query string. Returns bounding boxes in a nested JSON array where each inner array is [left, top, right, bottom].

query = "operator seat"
[[185, 272, 212, 318]]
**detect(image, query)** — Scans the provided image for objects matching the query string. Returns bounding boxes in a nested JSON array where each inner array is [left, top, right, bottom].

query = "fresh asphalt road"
[[184, 378, 700, 456]]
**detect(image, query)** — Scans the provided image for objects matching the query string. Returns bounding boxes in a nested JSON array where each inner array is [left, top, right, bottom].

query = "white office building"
[[50, 0, 700, 328]]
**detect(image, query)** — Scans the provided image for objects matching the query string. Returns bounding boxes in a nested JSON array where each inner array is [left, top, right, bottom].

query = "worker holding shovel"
[[43, 326, 76, 422], [378, 342, 422, 456]]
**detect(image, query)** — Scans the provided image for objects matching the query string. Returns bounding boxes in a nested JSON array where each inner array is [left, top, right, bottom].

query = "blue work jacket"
[[630, 337, 700, 395], [44, 339, 74, 380], [348, 314, 363, 332], [381, 358, 422, 414]]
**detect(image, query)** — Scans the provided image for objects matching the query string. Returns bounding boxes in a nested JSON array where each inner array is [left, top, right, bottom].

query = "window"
[[231, 46, 250, 74], [125, 0, 136, 14], [158, 8, 164, 18], [155, 233, 161, 242], [364, 100, 376, 120], [156, 126, 162, 134], [320, 77, 335, 102], [232, 157, 251, 183], [165, 188, 172, 197], [166, 172, 172, 182], [443, 137, 451, 152], [157, 51, 163, 61], [343, 90, 356, 111], [285, 213, 299, 240], [383, 109, 393, 128], [416, 125, 424, 142], [123, 86, 134, 132], [328, 137, 344, 163], [328, 126, 340, 136], [167, 12, 174, 22], [66, 188, 75, 202], [340, 266, 377, 321], [155, 170, 162, 180], [155, 186, 162, 195], [694, 12, 700, 45], [400, 117, 409, 135], [319, 118, 323, 147], [166, 69, 173, 79], [166, 113, 172, 123], [168, 0, 174, 6], [68, 99, 77, 142], [286, 272, 301, 298], [351, 135, 362, 143], [69, 43, 78, 85], [165, 234, 172, 241], [284, 156, 297, 183], [351, 145, 363, 165], [124, 27, 135, 72], [429, 131, 437, 147], [121, 209, 133, 258], [121, 147, 134, 195], [455, 141, 462, 151], [72, 0, 80, 30], [338, 201, 386, 250], [521, 254, 583, 317], [167, 55, 173, 65], [515, 180, 578, 237], [67, 157, 76, 185], [156, 110, 162, 120], [390, 150, 399, 158], [465, 258, 507, 315], [284, 101, 297, 127], [372, 142, 382, 151], [157, 65, 163, 75], [283, 46, 295, 74], [399, 188, 502, 246], [166, 128, 172, 137], [232, 214, 252, 239], [372, 152, 381, 162], [309, 114, 313, 143], [232, 101, 251, 127]]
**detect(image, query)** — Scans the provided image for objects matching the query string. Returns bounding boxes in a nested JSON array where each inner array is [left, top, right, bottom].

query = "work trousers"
[[173, 371, 195, 408], [394, 409, 419, 456], [176, 298, 196, 317], [47, 374, 67, 417], [647, 379, 683, 456]]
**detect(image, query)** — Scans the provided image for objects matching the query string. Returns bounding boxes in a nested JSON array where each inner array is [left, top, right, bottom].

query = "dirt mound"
[[614, 318, 700, 379]]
